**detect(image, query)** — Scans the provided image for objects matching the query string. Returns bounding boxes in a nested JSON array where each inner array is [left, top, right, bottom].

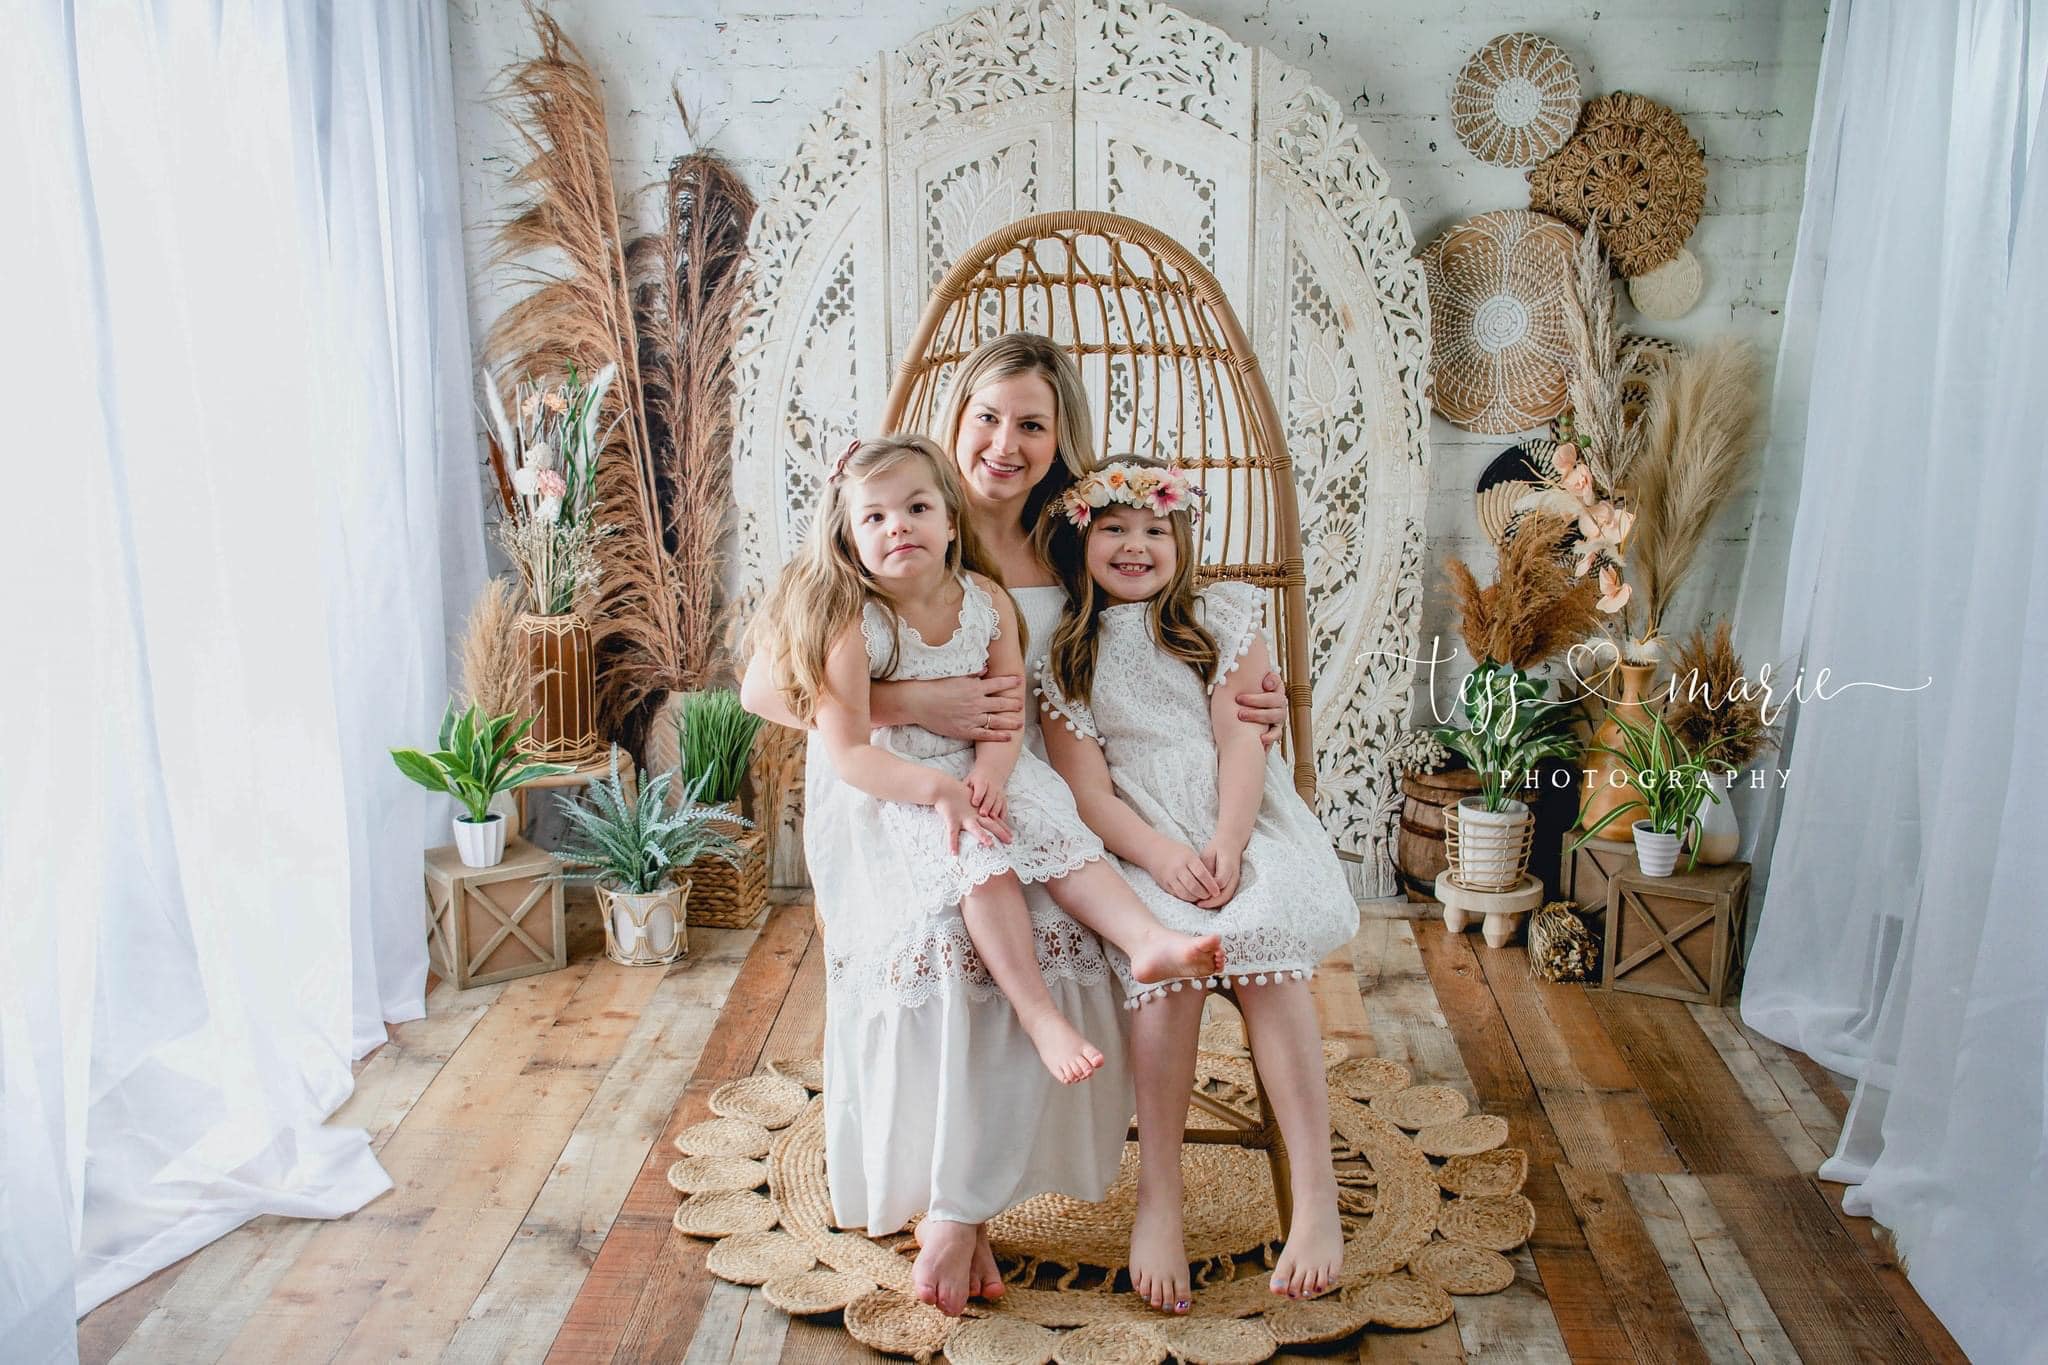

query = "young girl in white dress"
[[744, 434, 1226, 1313], [1036, 457, 1360, 1311]]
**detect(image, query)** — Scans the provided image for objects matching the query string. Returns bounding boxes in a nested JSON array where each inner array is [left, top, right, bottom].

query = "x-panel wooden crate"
[[424, 838, 567, 989], [1603, 862, 1752, 1006]]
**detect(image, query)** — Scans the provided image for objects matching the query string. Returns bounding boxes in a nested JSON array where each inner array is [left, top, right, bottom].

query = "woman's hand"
[[1196, 839, 1244, 909], [936, 780, 1012, 853], [963, 765, 1009, 822], [1233, 669, 1288, 750], [892, 673, 1027, 742], [1145, 837, 1223, 905]]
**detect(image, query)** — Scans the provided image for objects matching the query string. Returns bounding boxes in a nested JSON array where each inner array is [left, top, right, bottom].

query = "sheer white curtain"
[[0, 1, 483, 1355], [1736, 1, 2048, 1359]]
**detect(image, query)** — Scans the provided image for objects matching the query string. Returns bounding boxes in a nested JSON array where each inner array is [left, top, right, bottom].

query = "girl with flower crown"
[[1035, 456, 1359, 1312], [743, 432, 1230, 1312]]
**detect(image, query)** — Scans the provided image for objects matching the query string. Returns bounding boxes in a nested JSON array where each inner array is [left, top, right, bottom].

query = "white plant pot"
[[1688, 771, 1740, 865], [453, 813, 507, 868], [1632, 821, 1683, 877], [1450, 797, 1533, 891], [599, 881, 690, 966]]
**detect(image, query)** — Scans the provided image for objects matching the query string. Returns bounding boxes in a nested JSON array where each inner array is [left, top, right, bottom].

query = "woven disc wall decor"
[[1450, 33, 1582, 167], [1528, 91, 1707, 277], [1628, 246, 1703, 320], [668, 1047, 1534, 1362], [1421, 210, 1581, 433]]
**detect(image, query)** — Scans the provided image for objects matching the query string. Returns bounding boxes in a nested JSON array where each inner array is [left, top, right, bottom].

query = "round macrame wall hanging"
[[1528, 91, 1707, 277], [1628, 246, 1703, 320], [1450, 33, 1582, 167], [1421, 209, 1581, 434]]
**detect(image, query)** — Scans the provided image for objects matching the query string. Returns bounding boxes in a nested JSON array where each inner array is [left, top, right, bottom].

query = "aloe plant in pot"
[[553, 761, 751, 965], [1567, 707, 1753, 876], [1435, 662, 1583, 890], [390, 702, 570, 867]]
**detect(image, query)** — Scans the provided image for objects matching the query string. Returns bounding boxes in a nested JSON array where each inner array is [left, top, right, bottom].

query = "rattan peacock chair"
[[881, 210, 1317, 1235]]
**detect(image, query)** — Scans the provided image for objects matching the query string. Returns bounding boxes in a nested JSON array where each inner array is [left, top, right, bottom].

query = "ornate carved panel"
[[731, 0, 1431, 893]]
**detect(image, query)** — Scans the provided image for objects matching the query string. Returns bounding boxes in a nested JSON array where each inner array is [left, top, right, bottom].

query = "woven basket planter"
[[515, 612, 604, 764], [688, 822, 768, 929], [599, 880, 689, 966]]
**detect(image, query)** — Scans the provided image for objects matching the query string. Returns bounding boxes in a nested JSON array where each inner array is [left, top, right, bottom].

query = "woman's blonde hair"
[[745, 434, 1005, 723], [1039, 455, 1217, 706], [933, 332, 1098, 539]]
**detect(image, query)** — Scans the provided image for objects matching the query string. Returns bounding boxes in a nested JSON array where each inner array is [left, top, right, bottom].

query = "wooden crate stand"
[[1563, 833, 1635, 939], [1602, 862, 1752, 1005], [424, 838, 568, 989]]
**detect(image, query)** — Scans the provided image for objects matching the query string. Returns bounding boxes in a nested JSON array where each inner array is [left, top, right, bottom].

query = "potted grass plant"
[[1567, 707, 1754, 876], [390, 702, 571, 867], [554, 759, 750, 965], [668, 689, 769, 927]]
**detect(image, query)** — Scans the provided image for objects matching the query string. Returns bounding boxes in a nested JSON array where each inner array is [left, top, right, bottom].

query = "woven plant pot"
[[1446, 798, 1535, 892], [599, 880, 689, 966], [516, 612, 603, 764], [688, 822, 768, 928]]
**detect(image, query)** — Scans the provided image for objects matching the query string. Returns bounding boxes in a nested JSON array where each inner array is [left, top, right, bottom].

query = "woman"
[[740, 332, 1290, 1315]]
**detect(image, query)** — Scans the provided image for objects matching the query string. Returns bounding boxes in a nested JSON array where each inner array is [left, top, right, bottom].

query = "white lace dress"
[[1035, 581, 1359, 1008], [806, 578, 1133, 1234]]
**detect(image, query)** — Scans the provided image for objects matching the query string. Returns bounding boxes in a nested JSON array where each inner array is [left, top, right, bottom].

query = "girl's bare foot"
[[913, 1218, 978, 1317], [1020, 1009, 1104, 1084], [1127, 929, 1226, 986], [969, 1225, 1006, 1301], [1269, 1196, 1343, 1299], [1128, 1190, 1192, 1314]]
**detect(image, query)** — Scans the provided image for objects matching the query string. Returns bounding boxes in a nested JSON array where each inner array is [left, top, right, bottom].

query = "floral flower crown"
[[1059, 461, 1208, 527]]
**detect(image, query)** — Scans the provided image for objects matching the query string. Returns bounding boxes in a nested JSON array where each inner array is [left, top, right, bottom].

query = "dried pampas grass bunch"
[[1628, 340, 1762, 645], [1662, 620, 1777, 770], [1445, 510, 1605, 671], [460, 576, 531, 720], [1563, 222, 1645, 493]]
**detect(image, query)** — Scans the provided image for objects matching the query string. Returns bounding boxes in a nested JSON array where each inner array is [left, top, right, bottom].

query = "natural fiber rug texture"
[[668, 1009, 1532, 1362]]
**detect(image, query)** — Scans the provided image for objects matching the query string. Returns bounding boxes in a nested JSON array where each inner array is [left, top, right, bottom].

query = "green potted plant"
[[554, 760, 751, 965], [1435, 661, 1584, 889], [390, 702, 570, 867], [670, 689, 770, 927], [1567, 707, 1753, 876]]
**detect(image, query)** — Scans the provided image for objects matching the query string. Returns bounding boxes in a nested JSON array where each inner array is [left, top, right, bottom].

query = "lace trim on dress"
[[1031, 662, 1103, 743], [1125, 968, 1317, 1012], [1200, 581, 1267, 694], [825, 901, 1115, 1016]]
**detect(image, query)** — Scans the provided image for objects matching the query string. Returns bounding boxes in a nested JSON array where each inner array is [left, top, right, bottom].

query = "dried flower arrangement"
[[458, 576, 529, 719], [1443, 510, 1605, 673], [1661, 620, 1778, 770], [481, 364, 620, 615]]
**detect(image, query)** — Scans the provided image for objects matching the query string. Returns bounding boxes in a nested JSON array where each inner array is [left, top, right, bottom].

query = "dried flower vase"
[[1578, 662, 1657, 844], [517, 612, 603, 765]]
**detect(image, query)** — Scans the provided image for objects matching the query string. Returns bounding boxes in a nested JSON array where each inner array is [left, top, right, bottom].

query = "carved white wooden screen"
[[731, 0, 1430, 893]]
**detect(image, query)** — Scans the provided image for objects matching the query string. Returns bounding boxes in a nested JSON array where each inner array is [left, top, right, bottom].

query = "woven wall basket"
[[1528, 91, 1707, 278], [1628, 246, 1703, 320], [1420, 209, 1581, 433], [1450, 33, 1581, 167]]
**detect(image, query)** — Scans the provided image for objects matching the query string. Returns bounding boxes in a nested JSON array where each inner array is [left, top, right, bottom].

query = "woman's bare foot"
[[1128, 1189, 1192, 1314], [1019, 1008, 1104, 1084], [1268, 1195, 1344, 1299], [913, 1218, 978, 1317], [1126, 929, 1226, 986], [969, 1225, 1006, 1301]]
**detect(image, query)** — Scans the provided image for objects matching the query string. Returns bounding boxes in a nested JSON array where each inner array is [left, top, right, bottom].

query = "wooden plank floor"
[[78, 897, 1968, 1364]]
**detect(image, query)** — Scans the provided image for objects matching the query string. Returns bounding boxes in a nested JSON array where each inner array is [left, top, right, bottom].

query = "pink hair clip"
[[828, 437, 862, 483]]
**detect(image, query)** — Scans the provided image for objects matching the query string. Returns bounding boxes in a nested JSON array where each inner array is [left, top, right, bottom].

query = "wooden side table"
[[1603, 862, 1752, 1005], [1434, 871, 1544, 948], [514, 745, 638, 832], [424, 837, 567, 989], [1562, 834, 1635, 939]]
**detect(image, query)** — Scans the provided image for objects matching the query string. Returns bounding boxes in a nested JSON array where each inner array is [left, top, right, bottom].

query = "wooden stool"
[[1434, 870, 1543, 948], [1603, 862, 1751, 1005], [423, 837, 567, 989], [513, 745, 638, 832]]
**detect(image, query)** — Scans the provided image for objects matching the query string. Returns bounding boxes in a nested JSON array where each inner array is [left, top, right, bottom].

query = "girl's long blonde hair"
[[1039, 455, 1217, 706], [934, 332, 1098, 539], [745, 435, 1004, 723]]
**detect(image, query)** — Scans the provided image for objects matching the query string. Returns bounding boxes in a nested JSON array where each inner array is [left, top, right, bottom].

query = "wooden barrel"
[[1396, 767, 1484, 902]]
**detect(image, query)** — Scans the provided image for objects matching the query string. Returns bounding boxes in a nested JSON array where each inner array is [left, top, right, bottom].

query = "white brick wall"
[[448, 0, 1827, 718]]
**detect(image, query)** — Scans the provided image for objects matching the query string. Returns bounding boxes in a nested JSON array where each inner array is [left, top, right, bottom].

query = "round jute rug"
[[668, 1027, 1531, 1362]]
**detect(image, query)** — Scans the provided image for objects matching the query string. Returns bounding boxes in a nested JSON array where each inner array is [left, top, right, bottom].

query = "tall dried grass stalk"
[[485, 7, 676, 746], [1630, 340, 1762, 643], [1563, 222, 1645, 492], [608, 97, 759, 755], [1663, 620, 1777, 768], [1444, 510, 1605, 671], [459, 577, 529, 719]]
